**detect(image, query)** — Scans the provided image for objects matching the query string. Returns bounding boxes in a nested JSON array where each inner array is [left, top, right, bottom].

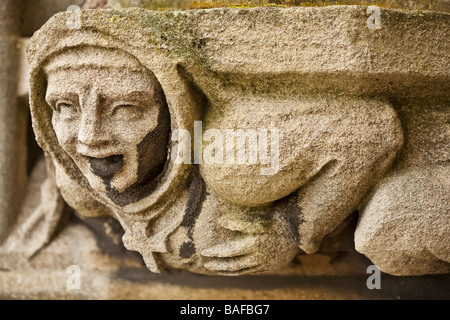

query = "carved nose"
[[78, 117, 109, 147]]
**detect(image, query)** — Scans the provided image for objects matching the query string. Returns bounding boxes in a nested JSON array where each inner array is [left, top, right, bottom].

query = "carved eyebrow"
[[45, 92, 79, 104], [105, 91, 157, 106], [119, 91, 154, 101]]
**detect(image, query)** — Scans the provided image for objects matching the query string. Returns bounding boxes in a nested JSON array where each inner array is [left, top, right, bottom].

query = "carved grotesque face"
[[44, 48, 170, 204]]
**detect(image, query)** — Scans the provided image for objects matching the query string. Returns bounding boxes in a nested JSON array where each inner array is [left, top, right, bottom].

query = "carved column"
[[0, 0, 27, 242]]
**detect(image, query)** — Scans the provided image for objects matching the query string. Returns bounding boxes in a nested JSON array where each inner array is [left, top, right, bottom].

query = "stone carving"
[[44, 47, 171, 206], [5, 6, 449, 276], [355, 101, 450, 275]]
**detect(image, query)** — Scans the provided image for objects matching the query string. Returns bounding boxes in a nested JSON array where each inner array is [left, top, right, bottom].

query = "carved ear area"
[[134, 89, 171, 184]]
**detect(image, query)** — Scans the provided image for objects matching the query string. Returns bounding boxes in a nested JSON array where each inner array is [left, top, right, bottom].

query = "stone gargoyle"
[[4, 7, 449, 276]]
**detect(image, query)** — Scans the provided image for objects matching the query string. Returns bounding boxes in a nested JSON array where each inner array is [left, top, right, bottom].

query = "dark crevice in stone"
[[178, 166, 206, 258], [275, 195, 305, 247], [179, 241, 196, 259], [89, 155, 124, 179], [103, 92, 171, 207]]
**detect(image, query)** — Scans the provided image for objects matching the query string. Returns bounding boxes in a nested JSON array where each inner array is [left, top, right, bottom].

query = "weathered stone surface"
[[355, 100, 450, 275], [356, 166, 450, 275], [19, 6, 449, 277], [118, 0, 450, 13], [0, 5, 446, 288], [1, 212, 449, 299]]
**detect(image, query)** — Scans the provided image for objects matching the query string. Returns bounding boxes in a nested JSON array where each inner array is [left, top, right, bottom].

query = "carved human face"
[[45, 64, 170, 198]]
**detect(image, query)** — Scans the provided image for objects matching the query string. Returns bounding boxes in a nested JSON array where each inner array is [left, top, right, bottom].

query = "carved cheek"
[[109, 109, 159, 145], [52, 113, 80, 154]]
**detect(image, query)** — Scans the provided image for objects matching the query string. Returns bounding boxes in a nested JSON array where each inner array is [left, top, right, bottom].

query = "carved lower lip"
[[88, 155, 124, 179]]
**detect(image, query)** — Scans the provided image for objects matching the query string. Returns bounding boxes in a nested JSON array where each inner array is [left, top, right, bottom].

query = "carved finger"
[[200, 235, 257, 258], [203, 255, 260, 274]]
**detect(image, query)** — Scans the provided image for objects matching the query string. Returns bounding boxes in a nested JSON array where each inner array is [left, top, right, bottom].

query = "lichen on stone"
[[139, 11, 211, 67]]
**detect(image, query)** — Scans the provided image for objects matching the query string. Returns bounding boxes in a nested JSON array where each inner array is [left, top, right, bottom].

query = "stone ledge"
[[32, 7, 450, 99], [2, 270, 450, 300]]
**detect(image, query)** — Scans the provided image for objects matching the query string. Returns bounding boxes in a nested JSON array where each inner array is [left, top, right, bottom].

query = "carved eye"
[[112, 104, 144, 119], [55, 101, 76, 112]]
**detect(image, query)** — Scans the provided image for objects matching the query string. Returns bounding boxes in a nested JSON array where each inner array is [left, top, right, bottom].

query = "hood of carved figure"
[[27, 13, 200, 216]]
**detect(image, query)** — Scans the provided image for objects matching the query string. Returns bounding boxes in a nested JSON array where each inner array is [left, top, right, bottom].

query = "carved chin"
[[83, 171, 109, 193], [107, 150, 140, 192]]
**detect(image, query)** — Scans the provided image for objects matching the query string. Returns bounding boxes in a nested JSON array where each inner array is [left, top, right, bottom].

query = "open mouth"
[[88, 155, 124, 179]]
